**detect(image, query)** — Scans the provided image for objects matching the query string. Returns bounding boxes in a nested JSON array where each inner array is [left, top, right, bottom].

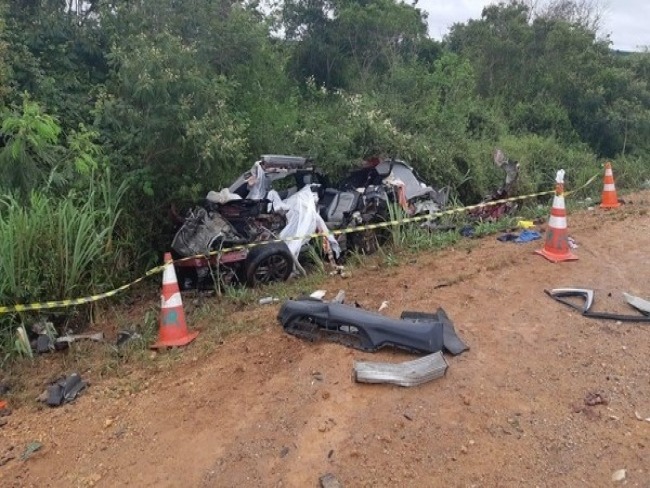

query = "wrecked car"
[[171, 154, 450, 290], [171, 197, 295, 289]]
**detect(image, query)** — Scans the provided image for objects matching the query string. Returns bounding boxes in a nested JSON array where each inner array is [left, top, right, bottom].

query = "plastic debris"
[[354, 351, 448, 387], [42, 373, 87, 407], [517, 220, 535, 229], [310, 290, 327, 300], [259, 297, 280, 305], [623, 293, 650, 315], [331, 290, 346, 304], [514, 230, 541, 243], [611, 469, 626, 482]]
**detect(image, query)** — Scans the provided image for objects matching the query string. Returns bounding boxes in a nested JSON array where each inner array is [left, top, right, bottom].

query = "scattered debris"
[[310, 290, 327, 300], [459, 225, 475, 238], [377, 301, 389, 312], [400, 309, 469, 355], [515, 230, 541, 243], [319, 472, 343, 488], [546, 288, 650, 323], [572, 391, 608, 419], [623, 293, 650, 315], [584, 391, 607, 406], [21, 442, 43, 461], [331, 290, 346, 304], [611, 469, 626, 482], [56, 332, 104, 345], [567, 236, 578, 249], [353, 351, 448, 387], [116, 330, 143, 347], [517, 220, 535, 229], [15, 325, 33, 358], [278, 299, 445, 354], [634, 411, 650, 422], [497, 232, 518, 242], [497, 230, 541, 243], [279, 446, 290, 458], [40, 373, 88, 407], [259, 297, 280, 305]]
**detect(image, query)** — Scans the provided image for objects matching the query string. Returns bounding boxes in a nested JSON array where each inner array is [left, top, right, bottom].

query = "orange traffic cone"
[[151, 252, 198, 349], [600, 162, 620, 209], [535, 170, 578, 263]]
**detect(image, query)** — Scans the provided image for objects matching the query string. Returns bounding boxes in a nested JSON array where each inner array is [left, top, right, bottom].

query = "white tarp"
[[277, 186, 341, 259], [246, 161, 267, 200]]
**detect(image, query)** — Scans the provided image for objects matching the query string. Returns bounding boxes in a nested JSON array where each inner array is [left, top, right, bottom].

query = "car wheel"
[[244, 242, 294, 287]]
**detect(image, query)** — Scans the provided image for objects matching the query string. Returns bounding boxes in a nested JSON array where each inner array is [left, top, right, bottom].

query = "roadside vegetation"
[[1, 0, 649, 359]]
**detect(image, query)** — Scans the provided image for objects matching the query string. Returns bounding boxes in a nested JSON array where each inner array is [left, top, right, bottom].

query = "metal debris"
[[353, 351, 448, 387]]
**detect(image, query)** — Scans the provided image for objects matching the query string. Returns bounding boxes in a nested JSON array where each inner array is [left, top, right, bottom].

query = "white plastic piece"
[[623, 293, 650, 315], [310, 290, 327, 300]]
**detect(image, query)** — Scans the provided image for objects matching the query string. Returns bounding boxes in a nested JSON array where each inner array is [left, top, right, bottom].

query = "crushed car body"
[[171, 154, 451, 289]]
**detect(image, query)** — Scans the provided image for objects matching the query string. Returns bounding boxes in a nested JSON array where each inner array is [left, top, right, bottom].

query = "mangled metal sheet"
[[353, 351, 448, 387]]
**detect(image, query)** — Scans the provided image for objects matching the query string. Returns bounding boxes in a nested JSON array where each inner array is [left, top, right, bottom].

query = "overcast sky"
[[420, 0, 649, 52]]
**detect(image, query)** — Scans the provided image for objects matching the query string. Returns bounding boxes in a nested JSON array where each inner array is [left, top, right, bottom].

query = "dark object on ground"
[[515, 230, 542, 243], [497, 233, 519, 242], [278, 300, 444, 354], [400, 309, 469, 355], [584, 391, 607, 406], [545, 288, 650, 323], [116, 330, 143, 347], [44, 373, 87, 407], [460, 225, 475, 238], [353, 351, 448, 387], [319, 473, 344, 488]]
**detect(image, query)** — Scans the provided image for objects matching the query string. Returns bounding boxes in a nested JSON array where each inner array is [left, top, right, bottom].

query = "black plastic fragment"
[[278, 299, 444, 354], [46, 373, 87, 407], [400, 308, 469, 355], [545, 289, 650, 323]]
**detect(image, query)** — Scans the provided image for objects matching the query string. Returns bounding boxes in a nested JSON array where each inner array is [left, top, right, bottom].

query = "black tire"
[[244, 242, 294, 287]]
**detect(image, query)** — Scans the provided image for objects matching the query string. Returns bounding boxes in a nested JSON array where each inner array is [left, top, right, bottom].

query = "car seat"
[[324, 190, 359, 226]]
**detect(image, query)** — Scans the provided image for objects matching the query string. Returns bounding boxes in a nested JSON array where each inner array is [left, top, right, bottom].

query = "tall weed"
[[0, 173, 126, 338]]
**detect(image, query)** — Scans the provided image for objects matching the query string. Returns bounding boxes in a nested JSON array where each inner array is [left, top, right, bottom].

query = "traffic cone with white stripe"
[[535, 170, 578, 263], [600, 161, 621, 209], [151, 252, 198, 349]]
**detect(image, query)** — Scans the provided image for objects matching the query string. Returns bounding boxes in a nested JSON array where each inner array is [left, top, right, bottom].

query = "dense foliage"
[[0, 0, 648, 322]]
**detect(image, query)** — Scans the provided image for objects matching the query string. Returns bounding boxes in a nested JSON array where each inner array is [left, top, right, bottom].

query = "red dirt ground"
[[1, 192, 650, 487]]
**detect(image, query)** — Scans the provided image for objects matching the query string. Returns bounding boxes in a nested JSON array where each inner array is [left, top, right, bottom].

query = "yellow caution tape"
[[0, 175, 598, 315]]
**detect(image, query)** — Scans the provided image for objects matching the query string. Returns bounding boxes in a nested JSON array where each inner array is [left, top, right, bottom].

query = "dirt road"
[[2, 193, 650, 487]]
